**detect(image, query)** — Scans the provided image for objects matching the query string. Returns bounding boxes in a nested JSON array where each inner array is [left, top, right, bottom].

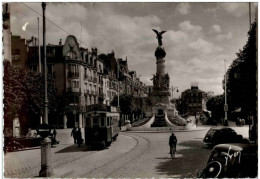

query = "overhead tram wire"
[[21, 2, 89, 48]]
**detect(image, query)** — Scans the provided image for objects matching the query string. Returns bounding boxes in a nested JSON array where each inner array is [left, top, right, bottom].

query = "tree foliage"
[[4, 60, 57, 125], [226, 21, 257, 117], [206, 95, 224, 122], [111, 94, 134, 115]]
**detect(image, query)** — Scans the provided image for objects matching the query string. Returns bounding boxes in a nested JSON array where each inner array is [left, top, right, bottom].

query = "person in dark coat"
[[53, 128, 57, 140], [77, 127, 83, 147], [169, 133, 177, 158], [71, 127, 77, 144]]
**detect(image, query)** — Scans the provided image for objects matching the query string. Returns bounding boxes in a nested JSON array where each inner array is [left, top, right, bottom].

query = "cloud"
[[10, 2, 250, 96], [179, 21, 202, 34], [216, 32, 233, 41], [212, 24, 221, 33], [218, 3, 248, 17], [188, 39, 222, 54], [22, 22, 29, 31], [176, 3, 191, 15]]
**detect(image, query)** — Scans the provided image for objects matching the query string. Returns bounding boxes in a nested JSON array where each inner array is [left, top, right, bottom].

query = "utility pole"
[[249, 2, 251, 30], [38, 17, 41, 74], [38, 17, 43, 124], [42, 2, 48, 124], [117, 61, 120, 107], [224, 59, 228, 126]]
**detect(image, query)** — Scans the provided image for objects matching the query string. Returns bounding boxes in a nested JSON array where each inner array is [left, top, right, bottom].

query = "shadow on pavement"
[[56, 144, 106, 153], [155, 140, 212, 178]]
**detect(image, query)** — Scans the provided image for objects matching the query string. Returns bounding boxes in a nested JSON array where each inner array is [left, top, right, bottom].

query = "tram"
[[85, 104, 120, 148]]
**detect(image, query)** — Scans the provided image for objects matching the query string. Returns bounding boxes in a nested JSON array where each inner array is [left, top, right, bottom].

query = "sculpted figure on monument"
[[162, 74, 169, 88], [152, 29, 167, 46], [152, 74, 159, 87]]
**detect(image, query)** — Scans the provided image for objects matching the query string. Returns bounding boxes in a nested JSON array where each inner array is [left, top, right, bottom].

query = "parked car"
[[203, 127, 247, 147], [4, 136, 42, 153], [197, 143, 257, 178]]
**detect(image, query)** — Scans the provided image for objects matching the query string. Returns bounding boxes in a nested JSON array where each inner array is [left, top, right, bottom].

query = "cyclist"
[[169, 133, 177, 158]]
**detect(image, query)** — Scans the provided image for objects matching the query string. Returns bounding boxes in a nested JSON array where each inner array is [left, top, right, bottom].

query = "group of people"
[[71, 127, 84, 147], [236, 118, 245, 127]]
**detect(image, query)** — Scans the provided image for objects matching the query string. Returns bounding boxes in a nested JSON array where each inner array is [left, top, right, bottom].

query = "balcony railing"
[[98, 93, 105, 98], [86, 104, 108, 112], [88, 77, 93, 82], [67, 87, 80, 93]]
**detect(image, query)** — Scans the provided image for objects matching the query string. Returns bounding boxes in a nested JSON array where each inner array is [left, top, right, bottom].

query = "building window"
[[69, 95, 79, 104], [85, 54, 88, 63], [84, 68, 87, 78], [85, 118, 91, 127], [71, 81, 79, 88], [107, 117, 110, 126], [11, 49, 20, 61], [67, 51, 77, 59], [101, 118, 105, 127], [93, 118, 98, 126]]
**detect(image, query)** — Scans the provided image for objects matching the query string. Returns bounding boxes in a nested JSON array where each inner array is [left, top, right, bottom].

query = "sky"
[[10, 2, 257, 97]]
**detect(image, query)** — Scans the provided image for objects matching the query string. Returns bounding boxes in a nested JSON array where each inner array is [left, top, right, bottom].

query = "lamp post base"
[[39, 165, 52, 177], [39, 137, 52, 177]]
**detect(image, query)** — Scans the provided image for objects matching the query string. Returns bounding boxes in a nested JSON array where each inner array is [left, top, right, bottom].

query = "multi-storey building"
[[27, 35, 107, 128], [180, 84, 206, 115], [24, 34, 147, 129]]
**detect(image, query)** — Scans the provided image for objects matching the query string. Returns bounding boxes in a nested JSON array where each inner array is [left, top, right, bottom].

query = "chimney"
[[59, 39, 62, 45]]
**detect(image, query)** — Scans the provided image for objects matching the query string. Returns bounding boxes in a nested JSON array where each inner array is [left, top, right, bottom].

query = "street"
[[4, 125, 249, 178]]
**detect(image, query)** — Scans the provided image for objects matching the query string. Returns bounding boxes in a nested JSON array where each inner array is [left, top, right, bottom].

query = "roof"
[[214, 143, 257, 152]]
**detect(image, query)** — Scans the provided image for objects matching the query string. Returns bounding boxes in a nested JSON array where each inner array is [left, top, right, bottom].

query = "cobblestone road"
[[4, 124, 249, 178]]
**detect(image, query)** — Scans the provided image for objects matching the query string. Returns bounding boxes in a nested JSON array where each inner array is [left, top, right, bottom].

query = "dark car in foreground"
[[203, 127, 246, 147], [198, 143, 257, 178]]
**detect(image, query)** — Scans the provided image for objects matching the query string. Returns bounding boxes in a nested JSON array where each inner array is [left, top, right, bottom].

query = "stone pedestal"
[[39, 138, 52, 177]]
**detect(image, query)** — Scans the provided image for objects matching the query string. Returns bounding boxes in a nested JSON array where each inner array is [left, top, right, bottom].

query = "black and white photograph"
[[2, 2, 258, 178]]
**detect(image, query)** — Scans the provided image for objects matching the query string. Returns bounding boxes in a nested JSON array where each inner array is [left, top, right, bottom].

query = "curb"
[[123, 127, 208, 133]]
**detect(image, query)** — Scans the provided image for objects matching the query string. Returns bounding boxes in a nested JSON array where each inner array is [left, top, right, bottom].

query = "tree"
[[4, 60, 57, 129], [206, 95, 224, 123], [111, 94, 134, 115], [226, 21, 257, 118]]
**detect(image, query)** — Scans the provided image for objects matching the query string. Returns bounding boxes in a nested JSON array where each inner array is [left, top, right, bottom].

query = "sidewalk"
[[4, 129, 90, 178]]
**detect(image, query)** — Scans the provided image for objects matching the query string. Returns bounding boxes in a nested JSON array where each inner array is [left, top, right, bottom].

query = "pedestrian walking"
[[169, 133, 177, 158], [71, 127, 77, 144], [77, 127, 83, 147], [53, 128, 57, 140]]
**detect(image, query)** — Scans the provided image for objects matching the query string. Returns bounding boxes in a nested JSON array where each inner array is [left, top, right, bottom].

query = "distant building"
[[180, 84, 206, 115], [3, 3, 11, 62], [11, 35, 29, 68]]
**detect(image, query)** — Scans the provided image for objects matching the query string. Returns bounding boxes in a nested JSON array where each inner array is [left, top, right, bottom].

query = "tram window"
[[107, 117, 110, 126], [93, 118, 98, 126], [101, 118, 105, 127], [85, 118, 91, 127]]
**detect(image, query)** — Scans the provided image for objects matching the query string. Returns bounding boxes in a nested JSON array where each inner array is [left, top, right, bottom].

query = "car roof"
[[209, 127, 235, 131], [213, 143, 257, 152]]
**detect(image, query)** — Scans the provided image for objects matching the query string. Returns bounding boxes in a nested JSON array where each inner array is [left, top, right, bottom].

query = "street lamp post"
[[39, 3, 52, 177], [42, 2, 48, 125], [224, 59, 228, 126]]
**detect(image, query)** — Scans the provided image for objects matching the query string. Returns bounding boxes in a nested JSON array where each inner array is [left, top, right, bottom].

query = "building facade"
[[26, 35, 146, 128], [180, 84, 206, 115]]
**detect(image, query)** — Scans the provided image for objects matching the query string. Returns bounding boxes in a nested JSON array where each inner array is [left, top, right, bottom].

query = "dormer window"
[[67, 51, 76, 59]]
